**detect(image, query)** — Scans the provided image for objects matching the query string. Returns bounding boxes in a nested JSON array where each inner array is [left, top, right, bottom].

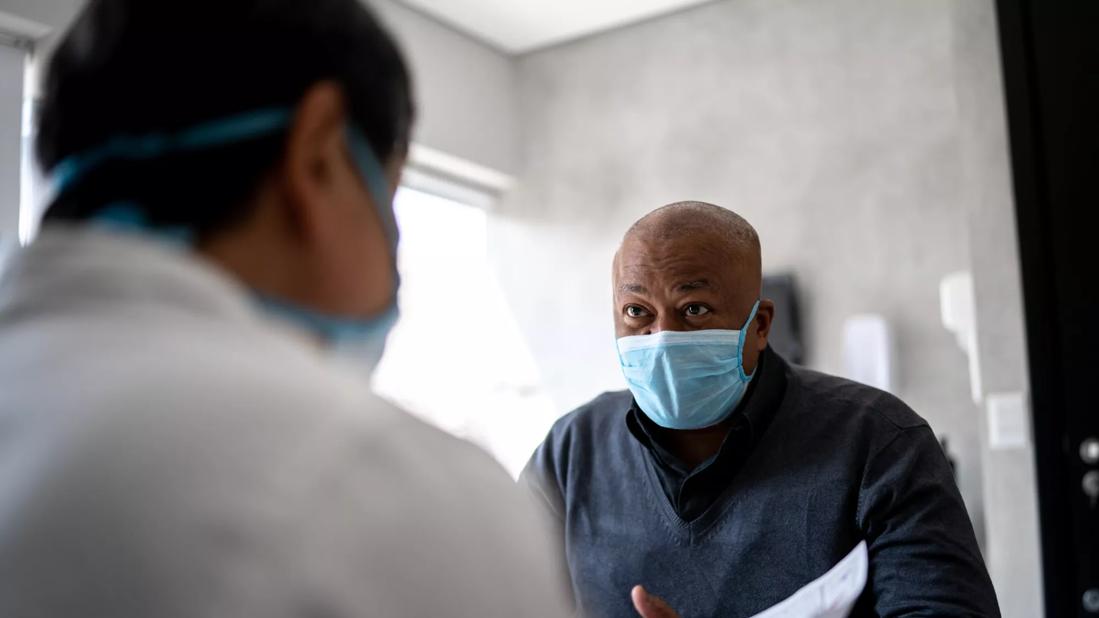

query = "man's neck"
[[654, 420, 737, 470]]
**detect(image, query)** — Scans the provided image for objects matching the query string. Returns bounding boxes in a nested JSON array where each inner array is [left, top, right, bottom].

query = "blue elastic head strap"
[[92, 202, 195, 245], [50, 106, 402, 347], [52, 108, 294, 197], [50, 106, 396, 243]]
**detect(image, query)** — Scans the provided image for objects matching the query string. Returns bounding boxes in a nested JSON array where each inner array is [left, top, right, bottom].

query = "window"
[[372, 186, 558, 477], [18, 47, 43, 246], [0, 24, 45, 262]]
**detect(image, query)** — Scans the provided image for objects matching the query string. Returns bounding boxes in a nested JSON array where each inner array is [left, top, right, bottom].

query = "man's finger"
[[630, 585, 680, 618]]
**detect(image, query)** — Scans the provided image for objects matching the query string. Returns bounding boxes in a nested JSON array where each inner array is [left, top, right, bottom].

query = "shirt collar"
[[1, 224, 263, 331], [625, 346, 788, 469]]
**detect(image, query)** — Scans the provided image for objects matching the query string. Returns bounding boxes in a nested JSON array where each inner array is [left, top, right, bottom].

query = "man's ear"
[[278, 81, 352, 241], [753, 298, 776, 352]]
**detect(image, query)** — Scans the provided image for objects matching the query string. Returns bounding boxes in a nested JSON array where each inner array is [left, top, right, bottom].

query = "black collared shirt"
[[624, 350, 786, 522]]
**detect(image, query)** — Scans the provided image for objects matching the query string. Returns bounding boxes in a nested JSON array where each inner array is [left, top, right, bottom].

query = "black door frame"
[[995, 1, 1099, 616]]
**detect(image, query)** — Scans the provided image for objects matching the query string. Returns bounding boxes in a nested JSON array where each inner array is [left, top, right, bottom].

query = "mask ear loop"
[[736, 299, 762, 381], [345, 128, 400, 296]]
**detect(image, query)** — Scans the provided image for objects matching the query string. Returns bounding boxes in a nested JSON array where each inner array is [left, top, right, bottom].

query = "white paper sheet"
[[747, 541, 868, 618]]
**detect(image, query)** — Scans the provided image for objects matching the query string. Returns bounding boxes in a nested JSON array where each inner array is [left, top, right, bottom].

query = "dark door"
[[996, 1, 1099, 616]]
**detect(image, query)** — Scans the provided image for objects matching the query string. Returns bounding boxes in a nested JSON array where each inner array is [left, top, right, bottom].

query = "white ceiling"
[[396, 0, 716, 54]]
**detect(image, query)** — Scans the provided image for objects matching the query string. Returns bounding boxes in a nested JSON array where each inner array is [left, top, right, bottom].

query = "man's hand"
[[631, 585, 681, 618]]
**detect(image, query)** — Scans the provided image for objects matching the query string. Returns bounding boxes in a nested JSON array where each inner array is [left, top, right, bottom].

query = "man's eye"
[[625, 306, 648, 318], [684, 304, 711, 316]]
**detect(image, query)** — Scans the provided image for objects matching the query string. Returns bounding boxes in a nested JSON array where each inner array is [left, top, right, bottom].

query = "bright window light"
[[18, 49, 44, 246], [372, 186, 559, 478]]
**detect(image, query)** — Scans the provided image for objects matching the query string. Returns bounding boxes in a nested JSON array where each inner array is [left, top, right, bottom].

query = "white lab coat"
[[0, 226, 569, 617]]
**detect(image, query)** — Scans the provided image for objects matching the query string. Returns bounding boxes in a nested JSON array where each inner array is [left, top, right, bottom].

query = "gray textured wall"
[[495, 0, 986, 541]]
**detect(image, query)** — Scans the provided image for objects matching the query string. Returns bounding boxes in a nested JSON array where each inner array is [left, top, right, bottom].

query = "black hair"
[[36, 0, 415, 237]]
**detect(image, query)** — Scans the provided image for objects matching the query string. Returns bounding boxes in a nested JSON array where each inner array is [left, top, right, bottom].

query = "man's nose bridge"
[[651, 311, 679, 334]]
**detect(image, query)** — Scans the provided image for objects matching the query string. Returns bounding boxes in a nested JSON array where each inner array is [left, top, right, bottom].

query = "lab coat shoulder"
[[0, 312, 570, 617]]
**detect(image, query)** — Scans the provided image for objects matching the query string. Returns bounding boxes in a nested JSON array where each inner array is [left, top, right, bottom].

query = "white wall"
[[495, 0, 987, 540], [370, 0, 519, 177]]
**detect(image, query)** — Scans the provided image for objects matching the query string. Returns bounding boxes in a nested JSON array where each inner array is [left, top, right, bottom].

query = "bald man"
[[521, 203, 999, 618]]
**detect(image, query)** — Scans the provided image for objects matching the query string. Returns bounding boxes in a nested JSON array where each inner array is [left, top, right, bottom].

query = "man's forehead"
[[614, 254, 744, 293], [614, 203, 762, 300], [617, 277, 715, 295], [617, 234, 748, 274], [613, 229, 758, 293]]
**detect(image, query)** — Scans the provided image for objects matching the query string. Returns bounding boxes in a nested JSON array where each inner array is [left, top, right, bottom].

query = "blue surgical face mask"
[[616, 300, 761, 430], [255, 294, 400, 371], [50, 107, 401, 373]]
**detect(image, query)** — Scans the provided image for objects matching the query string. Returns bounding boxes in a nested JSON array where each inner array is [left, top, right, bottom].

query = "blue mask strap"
[[51, 108, 293, 196], [52, 108, 396, 251], [347, 128, 399, 258], [737, 299, 762, 380], [92, 202, 194, 245], [55, 109, 398, 251], [741, 299, 761, 332]]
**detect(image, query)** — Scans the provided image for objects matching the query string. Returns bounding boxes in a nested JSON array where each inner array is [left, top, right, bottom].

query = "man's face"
[[613, 230, 773, 373]]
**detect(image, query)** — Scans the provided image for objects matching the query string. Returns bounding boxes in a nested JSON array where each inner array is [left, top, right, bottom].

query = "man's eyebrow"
[[677, 279, 711, 292], [619, 282, 647, 294]]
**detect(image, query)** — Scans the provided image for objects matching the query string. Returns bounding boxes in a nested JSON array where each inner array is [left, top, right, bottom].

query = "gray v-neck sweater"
[[521, 349, 999, 617]]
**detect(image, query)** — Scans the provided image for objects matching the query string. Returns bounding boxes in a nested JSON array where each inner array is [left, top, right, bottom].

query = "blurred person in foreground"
[[0, 1, 568, 616], [522, 202, 1000, 618]]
